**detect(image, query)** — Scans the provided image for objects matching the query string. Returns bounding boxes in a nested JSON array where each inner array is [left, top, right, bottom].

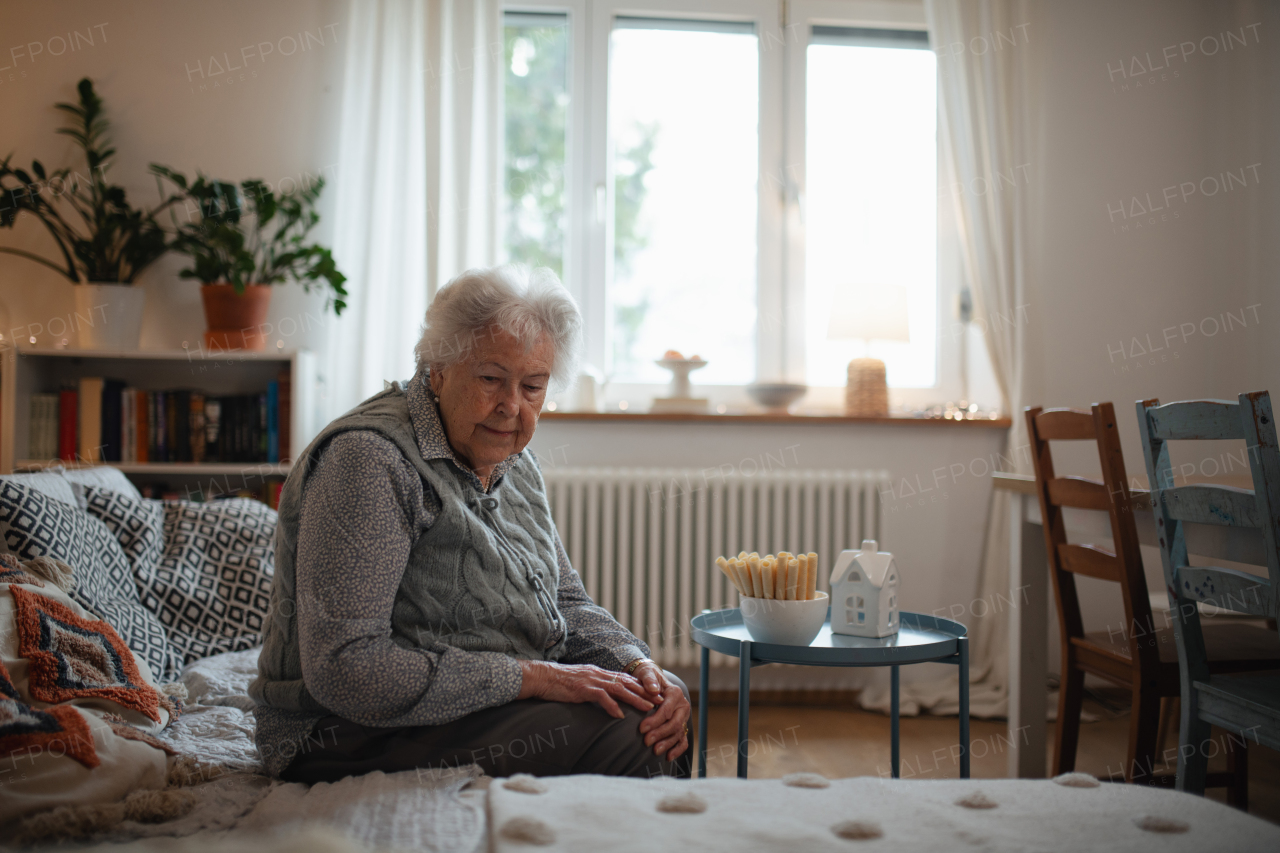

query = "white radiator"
[[542, 467, 890, 667]]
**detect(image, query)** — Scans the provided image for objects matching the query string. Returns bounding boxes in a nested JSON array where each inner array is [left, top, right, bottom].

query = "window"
[[606, 19, 759, 384], [803, 28, 937, 388], [501, 12, 570, 278], [502, 1, 968, 408]]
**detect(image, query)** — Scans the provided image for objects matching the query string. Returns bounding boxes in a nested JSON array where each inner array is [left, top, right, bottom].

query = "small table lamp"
[[826, 284, 910, 416]]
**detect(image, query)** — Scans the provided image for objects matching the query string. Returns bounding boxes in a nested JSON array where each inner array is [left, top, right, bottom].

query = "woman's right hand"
[[517, 661, 655, 719]]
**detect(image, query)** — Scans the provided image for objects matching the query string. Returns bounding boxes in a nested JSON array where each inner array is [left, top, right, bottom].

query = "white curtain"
[[323, 0, 500, 419], [861, 0, 1037, 718]]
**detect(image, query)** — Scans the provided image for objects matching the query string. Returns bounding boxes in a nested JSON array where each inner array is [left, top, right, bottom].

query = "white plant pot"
[[74, 283, 145, 350]]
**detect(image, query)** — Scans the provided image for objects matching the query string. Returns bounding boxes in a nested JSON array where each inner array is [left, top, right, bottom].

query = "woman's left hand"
[[633, 661, 691, 761]]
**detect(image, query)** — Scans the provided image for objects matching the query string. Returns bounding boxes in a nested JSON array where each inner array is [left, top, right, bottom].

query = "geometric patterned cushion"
[[0, 658, 100, 769], [81, 486, 164, 586], [0, 481, 182, 682], [147, 498, 276, 665], [10, 585, 164, 723]]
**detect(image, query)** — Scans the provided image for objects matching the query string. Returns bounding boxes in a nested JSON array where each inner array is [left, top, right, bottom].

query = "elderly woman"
[[250, 266, 692, 782]]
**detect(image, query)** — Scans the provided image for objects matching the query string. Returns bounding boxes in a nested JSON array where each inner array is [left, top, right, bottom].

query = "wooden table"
[[995, 471, 1265, 779]]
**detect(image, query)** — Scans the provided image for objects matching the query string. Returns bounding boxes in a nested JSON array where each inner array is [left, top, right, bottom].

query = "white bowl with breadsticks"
[[716, 551, 829, 646]]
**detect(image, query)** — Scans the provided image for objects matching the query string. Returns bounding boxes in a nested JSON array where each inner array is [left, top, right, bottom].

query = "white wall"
[[1029, 0, 1276, 473], [0, 0, 349, 352], [1022, 0, 1278, 660]]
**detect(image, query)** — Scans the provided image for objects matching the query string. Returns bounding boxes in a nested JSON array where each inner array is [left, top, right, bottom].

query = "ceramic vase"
[[74, 283, 145, 350]]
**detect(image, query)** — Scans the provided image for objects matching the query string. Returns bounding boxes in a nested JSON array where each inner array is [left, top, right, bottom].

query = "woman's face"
[[429, 327, 552, 483]]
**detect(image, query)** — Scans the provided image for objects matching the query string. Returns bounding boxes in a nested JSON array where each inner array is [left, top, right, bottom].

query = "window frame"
[[502, 0, 976, 411], [500, 2, 590, 324]]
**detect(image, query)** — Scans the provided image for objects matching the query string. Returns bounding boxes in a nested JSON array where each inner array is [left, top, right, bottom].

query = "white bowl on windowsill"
[[746, 383, 808, 413], [740, 592, 829, 646]]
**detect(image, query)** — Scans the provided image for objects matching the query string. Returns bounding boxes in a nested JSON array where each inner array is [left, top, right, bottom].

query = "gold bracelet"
[[624, 658, 647, 676]]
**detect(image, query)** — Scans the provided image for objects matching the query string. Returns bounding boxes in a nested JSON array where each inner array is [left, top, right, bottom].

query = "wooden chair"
[[1026, 403, 1279, 801], [1136, 392, 1280, 795]]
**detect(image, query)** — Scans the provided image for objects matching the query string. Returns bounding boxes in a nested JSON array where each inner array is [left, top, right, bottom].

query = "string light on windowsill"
[[547, 401, 557, 411], [619, 400, 629, 411]]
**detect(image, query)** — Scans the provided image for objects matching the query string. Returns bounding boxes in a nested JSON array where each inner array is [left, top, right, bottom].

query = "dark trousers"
[[282, 671, 692, 783]]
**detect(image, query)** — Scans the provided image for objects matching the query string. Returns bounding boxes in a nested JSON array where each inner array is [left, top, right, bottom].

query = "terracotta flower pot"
[[201, 283, 272, 351]]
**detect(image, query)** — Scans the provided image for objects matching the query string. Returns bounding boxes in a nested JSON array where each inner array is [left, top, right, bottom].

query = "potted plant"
[[151, 166, 347, 351], [0, 79, 181, 350]]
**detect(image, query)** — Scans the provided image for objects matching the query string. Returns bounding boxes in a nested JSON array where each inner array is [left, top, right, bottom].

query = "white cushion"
[[0, 470, 77, 509], [61, 465, 143, 510]]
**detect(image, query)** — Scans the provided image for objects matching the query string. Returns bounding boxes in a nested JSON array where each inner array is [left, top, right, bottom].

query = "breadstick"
[[721, 556, 747, 597], [747, 554, 763, 598], [772, 557, 785, 599], [716, 556, 736, 590], [795, 554, 808, 601], [730, 558, 749, 596], [785, 557, 800, 600], [804, 555, 816, 600], [761, 559, 775, 599], [808, 553, 819, 599], [737, 551, 749, 562]]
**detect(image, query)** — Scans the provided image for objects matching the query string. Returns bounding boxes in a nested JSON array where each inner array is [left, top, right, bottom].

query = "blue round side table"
[[690, 608, 970, 779]]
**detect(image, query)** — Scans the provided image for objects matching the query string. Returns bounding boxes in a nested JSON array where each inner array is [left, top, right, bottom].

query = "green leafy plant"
[[151, 166, 348, 316], [0, 78, 181, 283]]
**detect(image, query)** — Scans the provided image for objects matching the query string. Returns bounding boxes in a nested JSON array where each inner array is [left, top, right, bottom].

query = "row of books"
[[27, 372, 292, 464]]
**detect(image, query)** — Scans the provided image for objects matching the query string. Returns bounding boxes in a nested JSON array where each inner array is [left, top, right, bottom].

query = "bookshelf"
[[1, 346, 316, 496]]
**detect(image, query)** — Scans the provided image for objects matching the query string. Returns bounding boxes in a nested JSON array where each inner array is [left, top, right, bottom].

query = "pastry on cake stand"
[[651, 351, 709, 414]]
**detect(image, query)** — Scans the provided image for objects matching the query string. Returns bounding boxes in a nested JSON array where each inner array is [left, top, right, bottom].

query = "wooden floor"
[[696, 696, 1280, 825]]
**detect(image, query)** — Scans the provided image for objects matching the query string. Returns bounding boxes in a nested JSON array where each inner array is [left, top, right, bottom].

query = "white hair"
[[415, 264, 582, 392]]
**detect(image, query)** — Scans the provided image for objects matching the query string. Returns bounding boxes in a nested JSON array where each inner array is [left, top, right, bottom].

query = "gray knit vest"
[[250, 383, 567, 715]]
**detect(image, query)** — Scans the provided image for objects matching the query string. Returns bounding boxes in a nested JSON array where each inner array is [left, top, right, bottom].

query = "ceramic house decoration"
[[829, 539, 899, 638]]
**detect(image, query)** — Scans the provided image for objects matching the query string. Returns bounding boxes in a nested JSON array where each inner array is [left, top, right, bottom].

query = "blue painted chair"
[[1136, 392, 1280, 794]]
